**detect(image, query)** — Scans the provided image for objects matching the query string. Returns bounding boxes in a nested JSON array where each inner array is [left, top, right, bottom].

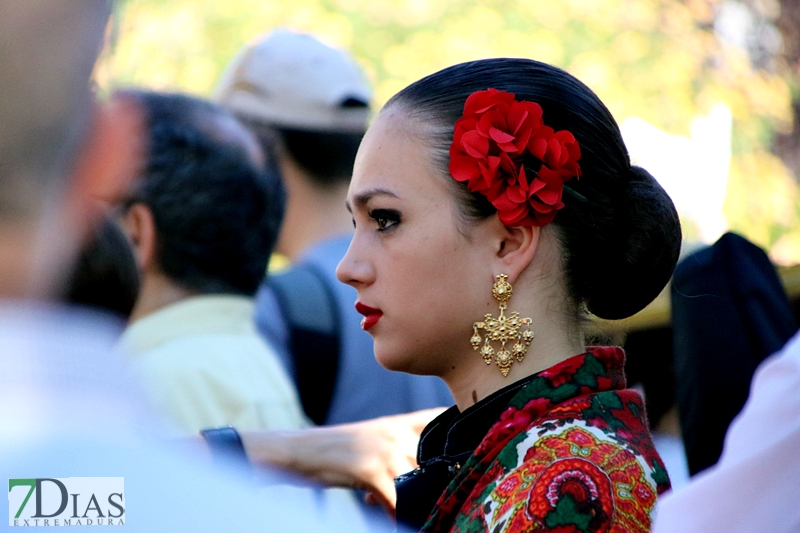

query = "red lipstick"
[[355, 302, 383, 331]]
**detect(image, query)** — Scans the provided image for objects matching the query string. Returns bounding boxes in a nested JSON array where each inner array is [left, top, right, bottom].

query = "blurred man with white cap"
[[214, 30, 452, 427]]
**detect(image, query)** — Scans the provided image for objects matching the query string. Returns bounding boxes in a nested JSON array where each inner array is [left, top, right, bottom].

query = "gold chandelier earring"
[[470, 274, 534, 377]]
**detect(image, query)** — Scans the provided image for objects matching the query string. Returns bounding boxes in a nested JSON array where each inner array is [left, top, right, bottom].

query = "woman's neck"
[[445, 329, 585, 411]]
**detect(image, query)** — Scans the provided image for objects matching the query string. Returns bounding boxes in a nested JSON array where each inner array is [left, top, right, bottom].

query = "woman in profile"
[[334, 58, 680, 532]]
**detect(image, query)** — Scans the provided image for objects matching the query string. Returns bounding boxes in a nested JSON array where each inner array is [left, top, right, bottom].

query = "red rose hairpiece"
[[449, 88, 582, 227]]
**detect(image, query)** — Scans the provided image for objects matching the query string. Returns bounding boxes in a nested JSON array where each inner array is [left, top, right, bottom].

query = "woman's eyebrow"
[[346, 188, 400, 212]]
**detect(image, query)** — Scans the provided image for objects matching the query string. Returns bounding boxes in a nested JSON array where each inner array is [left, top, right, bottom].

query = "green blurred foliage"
[[100, 0, 800, 262]]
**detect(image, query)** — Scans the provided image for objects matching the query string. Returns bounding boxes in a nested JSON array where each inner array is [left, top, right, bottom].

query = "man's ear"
[[494, 223, 540, 285], [118, 203, 157, 272]]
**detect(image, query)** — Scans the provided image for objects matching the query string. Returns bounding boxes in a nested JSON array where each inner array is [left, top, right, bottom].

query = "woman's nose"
[[336, 235, 374, 288]]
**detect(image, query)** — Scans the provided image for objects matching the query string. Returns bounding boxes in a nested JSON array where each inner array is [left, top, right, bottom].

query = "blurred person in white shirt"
[[653, 329, 800, 533]]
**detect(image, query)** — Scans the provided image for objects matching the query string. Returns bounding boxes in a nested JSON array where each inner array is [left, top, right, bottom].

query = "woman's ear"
[[495, 223, 540, 284]]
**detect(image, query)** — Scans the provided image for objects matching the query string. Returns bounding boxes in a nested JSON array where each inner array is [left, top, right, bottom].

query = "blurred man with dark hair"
[[116, 90, 308, 436], [214, 30, 452, 426]]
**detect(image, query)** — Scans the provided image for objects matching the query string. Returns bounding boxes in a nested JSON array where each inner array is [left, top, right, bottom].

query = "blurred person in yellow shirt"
[[115, 90, 309, 436]]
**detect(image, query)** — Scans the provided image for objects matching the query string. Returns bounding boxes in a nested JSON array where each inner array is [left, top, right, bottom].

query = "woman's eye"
[[351, 218, 356, 229], [375, 217, 396, 230], [369, 209, 401, 232]]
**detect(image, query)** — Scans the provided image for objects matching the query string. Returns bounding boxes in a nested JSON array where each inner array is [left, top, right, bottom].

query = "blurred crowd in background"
[[102, 0, 800, 264]]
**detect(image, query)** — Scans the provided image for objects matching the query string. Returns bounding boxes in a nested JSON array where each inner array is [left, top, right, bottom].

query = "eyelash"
[[368, 209, 401, 232]]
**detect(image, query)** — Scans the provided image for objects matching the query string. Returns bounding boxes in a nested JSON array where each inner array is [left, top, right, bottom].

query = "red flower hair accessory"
[[449, 88, 582, 227]]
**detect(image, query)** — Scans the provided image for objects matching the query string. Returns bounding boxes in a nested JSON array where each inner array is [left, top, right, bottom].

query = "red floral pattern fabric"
[[421, 347, 670, 533]]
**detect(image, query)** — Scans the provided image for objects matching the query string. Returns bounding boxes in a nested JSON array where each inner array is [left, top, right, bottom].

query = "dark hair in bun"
[[385, 58, 681, 320]]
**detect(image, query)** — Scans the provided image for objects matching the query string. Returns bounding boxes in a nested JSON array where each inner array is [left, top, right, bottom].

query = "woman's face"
[[337, 108, 497, 376]]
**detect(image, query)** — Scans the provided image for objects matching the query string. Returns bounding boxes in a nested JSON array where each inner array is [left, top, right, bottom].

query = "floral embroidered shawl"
[[422, 346, 670, 533]]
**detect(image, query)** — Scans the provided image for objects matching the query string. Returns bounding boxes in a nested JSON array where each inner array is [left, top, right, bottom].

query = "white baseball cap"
[[214, 29, 371, 132]]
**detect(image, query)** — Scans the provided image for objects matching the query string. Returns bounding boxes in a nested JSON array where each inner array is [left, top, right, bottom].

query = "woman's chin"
[[374, 345, 434, 375], [374, 350, 413, 373]]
